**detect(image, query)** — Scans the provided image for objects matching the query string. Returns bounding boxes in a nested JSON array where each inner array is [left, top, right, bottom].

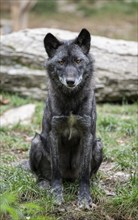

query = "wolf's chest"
[[52, 113, 88, 140], [62, 113, 79, 140]]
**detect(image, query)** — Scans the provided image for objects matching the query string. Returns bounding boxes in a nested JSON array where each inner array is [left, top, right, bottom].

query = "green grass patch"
[[78, 0, 138, 17], [0, 93, 137, 220], [0, 93, 33, 115], [104, 177, 138, 220], [31, 0, 57, 14]]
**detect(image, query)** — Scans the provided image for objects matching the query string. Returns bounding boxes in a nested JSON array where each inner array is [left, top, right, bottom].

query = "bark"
[[0, 28, 137, 102]]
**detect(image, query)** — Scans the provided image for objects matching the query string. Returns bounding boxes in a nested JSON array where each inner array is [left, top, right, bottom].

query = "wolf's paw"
[[37, 180, 50, 190], [51, 185, 64, 206], [53, 193, 64, 206], [77, 191, 92, 210]]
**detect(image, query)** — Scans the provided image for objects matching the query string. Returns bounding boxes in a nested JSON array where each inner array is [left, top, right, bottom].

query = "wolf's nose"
[[66, 79, 75, 87]]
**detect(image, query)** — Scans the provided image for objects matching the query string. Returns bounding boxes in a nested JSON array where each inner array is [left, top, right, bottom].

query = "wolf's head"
[[44, 29, 93, 92]]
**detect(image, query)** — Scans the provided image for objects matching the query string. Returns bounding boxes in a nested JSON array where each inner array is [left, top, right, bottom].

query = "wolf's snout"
[[66, 78, 75, 87]]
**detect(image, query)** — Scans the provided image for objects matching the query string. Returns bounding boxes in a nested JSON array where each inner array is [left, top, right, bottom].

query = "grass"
[[78, 0, 138, 17], [31, 0, 57, 14], [0, 93, 137, 220]]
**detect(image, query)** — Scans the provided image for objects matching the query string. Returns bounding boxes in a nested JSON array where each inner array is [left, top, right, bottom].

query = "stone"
[[0, 104, 36, 127], [0, 28, 137, 102]]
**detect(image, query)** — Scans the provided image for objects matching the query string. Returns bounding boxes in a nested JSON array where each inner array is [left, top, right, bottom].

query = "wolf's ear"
[[75, 29, 91, 54], [44, 33, 61, 57]]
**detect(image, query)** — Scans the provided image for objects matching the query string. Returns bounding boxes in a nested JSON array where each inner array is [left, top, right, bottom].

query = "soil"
[[28, 12, 137, 41]]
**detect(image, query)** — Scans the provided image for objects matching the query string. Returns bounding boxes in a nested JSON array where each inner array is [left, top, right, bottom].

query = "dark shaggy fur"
[[29, 29, 103, 209]]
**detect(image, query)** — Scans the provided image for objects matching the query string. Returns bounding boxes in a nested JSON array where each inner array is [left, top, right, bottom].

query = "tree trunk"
[[0, 28, 137, 102]]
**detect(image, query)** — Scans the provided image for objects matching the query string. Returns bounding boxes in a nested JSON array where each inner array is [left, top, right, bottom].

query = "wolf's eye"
[[58, 60, 64, 65], [75, 58, 81, 64]]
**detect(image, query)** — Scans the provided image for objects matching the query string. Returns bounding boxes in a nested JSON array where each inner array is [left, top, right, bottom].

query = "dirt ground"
[[28, 12, 137, 41]]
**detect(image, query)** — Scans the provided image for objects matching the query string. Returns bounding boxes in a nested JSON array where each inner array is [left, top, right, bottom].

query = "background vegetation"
[[29, 0, 138, 41]]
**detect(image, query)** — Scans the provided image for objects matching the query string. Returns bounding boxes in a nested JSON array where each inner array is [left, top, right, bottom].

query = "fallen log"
[[0, 28, 137, 102]]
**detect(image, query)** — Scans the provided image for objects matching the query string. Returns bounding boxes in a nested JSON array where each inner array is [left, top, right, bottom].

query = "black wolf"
[[29, 29, 103, 209]]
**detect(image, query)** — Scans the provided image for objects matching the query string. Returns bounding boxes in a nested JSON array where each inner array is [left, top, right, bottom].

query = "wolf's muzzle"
[[66, 78, 75, 87]]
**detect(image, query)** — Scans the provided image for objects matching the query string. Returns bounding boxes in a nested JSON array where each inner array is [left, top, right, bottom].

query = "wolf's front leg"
[[77, 117, 93, 209], [50, 118, 64, 205]]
